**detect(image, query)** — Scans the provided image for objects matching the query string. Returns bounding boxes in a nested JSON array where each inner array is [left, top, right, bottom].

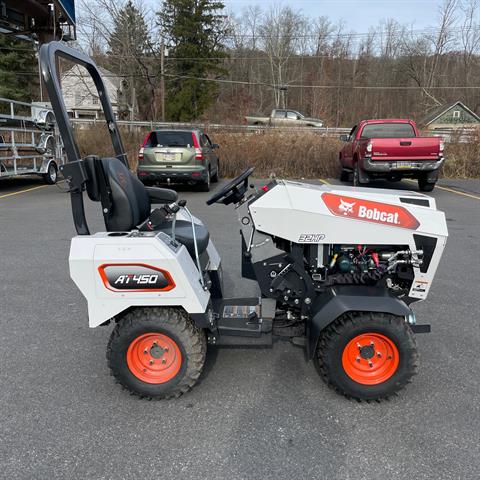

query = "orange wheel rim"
[[342, 333, 399, 385], [127, 333, 182, 384]]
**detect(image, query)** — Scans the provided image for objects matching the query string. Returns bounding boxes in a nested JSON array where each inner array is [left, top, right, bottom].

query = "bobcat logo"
[[338, 199, 356, 215]]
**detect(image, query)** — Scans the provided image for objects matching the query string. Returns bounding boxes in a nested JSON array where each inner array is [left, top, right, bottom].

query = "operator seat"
[[84, 157, 210, 257]]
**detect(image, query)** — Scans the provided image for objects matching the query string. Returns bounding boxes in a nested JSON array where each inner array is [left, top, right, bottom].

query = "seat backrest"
[[84, 156, 151, 231]]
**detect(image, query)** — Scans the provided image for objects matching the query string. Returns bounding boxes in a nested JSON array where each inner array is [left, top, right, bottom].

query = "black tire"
[[418, 177, 436, 192], [315, 312, 419, 401], [107, 307, 206, 399], [352, 161, 361, 187], [211, 162, 219, 183], [340, 168, 350, 182], [43, 161, 57, 184], [199, 168, 211, 192]]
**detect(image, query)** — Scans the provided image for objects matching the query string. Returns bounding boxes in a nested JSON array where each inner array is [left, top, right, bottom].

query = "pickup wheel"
[[418, 176, 436, 192], [353, 162, 361, 187], [340, 169, 350, 182]]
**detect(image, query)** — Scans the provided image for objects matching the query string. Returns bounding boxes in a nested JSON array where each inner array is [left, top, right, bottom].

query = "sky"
[[221, 0, 447, 30]]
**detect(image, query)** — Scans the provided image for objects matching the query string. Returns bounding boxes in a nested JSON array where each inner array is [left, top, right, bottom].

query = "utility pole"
[[160, 39, 165, 122]]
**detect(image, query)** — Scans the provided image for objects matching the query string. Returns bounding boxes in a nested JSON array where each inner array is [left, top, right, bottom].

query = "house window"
[[452, 110, 461, 119], [75, 93, 82, 105], [92, 96, 99, 105]]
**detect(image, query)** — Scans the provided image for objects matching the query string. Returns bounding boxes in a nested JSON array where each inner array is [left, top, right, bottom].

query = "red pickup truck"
[[338, 119, 444, 191]]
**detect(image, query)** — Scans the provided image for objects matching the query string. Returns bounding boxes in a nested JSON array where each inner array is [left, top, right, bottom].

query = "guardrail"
[[70, 117, 351, 135]]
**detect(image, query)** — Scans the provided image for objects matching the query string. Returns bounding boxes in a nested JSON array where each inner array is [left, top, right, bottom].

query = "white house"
[[61, 65, 126, 120]]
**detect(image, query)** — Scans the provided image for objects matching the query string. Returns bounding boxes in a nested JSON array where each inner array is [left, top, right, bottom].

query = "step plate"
[[213, 297, 274, 339]]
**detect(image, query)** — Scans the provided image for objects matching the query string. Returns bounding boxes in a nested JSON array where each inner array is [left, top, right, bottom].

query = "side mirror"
[[339, 134, 349, 142], [212, 143, 219, 149]]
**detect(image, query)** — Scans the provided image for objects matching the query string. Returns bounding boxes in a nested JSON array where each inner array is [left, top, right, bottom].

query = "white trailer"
[[0, 97, 65, 183]]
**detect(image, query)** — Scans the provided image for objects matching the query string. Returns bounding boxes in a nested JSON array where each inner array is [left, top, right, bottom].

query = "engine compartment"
[[249, 239, 423, 312]]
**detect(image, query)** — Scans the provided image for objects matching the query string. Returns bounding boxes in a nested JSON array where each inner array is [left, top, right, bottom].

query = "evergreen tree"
[[107, 1, 153, 119], [157, 0, 229, 121], [0, 36, 38, 102]]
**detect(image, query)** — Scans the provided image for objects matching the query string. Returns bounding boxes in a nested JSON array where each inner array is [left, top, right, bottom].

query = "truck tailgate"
[[369, 137, 441, 161]]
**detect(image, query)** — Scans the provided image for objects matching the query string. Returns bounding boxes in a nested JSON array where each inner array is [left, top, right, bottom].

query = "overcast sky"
[[221, 0, 447, 30]]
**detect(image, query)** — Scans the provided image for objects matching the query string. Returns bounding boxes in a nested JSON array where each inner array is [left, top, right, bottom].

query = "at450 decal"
[[98, 264, 175, 292], [322, 193, 420, 230]]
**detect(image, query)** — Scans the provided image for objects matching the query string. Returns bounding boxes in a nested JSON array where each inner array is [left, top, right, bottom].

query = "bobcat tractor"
[[41, 42, 448, 401]]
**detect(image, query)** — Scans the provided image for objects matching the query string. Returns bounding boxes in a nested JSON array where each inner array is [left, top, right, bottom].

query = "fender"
[[307, 285, 412, 358]]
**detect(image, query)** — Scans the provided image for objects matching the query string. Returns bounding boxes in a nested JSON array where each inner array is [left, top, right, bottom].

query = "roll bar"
[[39, 41, 128, 235]]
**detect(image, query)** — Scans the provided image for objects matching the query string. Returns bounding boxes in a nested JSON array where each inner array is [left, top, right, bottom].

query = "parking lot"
[[1, 174, 479, 479]]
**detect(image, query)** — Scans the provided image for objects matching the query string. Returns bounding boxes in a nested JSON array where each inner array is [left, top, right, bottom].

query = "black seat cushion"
[[156, 220, 210, 257], [101, 157, 151, 231]]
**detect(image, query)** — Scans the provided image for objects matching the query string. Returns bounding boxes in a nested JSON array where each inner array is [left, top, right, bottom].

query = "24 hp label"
[[98, 264, 175, 292]]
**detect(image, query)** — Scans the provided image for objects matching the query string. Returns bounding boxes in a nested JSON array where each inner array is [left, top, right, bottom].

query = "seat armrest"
[[145, 186, 178, 204]]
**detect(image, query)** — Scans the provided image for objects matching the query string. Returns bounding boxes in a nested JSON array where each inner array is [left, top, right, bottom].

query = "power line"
[[6, 70, 480, 89]]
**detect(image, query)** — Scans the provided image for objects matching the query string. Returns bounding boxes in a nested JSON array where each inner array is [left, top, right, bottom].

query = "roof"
[[420, 101, 480, 126], [62, 65, 122, 89], [361, 119, 414, 124]]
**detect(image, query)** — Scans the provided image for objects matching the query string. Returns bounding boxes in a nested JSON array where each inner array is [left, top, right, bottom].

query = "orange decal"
[[322, 192, 419, 229]]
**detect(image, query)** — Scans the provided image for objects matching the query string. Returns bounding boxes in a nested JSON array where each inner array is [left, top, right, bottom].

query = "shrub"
[[75, 126, 480, 179]]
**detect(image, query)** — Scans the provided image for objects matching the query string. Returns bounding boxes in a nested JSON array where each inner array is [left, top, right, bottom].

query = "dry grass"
[[74, 126, 480, 179], [443, 130, 480, 178]]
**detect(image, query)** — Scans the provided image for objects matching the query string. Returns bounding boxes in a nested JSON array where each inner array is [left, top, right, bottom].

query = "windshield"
[[146, 131, 194, 147], [360, 123, 415, 139]]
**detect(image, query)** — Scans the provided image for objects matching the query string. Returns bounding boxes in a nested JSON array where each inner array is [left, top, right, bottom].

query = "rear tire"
[[315, 312, 418, 401], [43, 161, 57, 184], [418, 176, 436, 192], [107, 307, 206, 399], [199, 169, 211, 192]]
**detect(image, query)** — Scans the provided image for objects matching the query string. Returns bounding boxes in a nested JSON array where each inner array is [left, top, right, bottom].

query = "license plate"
[[396, 161, 414, 169], [156, 152, 182, 162]]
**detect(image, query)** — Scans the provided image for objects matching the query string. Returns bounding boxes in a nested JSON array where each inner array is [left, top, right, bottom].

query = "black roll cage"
[[39, 41, 127, 235]]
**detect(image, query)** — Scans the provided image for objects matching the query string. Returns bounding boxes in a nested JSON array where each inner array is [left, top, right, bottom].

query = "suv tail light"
[[366, 142, 373, 153], [194, 148, 203, 160], [141, 133, 151, 147], [439, 140, 445, 152], [138, 147, 144, 161], [192, 132, 203, 161]]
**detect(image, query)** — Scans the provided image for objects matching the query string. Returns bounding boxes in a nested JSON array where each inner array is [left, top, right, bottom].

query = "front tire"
[[107, 307, 206, 399], [340, 168, 350, 182], [315, 312, 418, 401], [211, 162, 219, 183], [353, 162, 361, 187]]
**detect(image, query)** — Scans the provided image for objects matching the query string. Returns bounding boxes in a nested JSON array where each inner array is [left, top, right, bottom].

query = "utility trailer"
[[0, 97, 65, 184]]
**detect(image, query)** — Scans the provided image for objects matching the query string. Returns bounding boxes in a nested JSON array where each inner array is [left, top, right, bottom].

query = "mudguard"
[[307, 285, 412, 358]]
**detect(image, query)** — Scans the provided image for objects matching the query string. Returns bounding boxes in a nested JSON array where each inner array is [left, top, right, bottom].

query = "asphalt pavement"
[[0, 174, 479, 479]]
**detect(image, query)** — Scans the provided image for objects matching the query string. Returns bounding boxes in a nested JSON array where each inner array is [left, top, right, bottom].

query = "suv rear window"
[[360, 123, 415, 138], [146, 131, 194, 147]]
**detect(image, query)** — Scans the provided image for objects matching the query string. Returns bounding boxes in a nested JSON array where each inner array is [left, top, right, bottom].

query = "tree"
[[259, 6, 307, 108], [107, 0, 155, 119], [157, 0, 229, 121], [0, 36, 38, 102], [79, 0, 160, 120]]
